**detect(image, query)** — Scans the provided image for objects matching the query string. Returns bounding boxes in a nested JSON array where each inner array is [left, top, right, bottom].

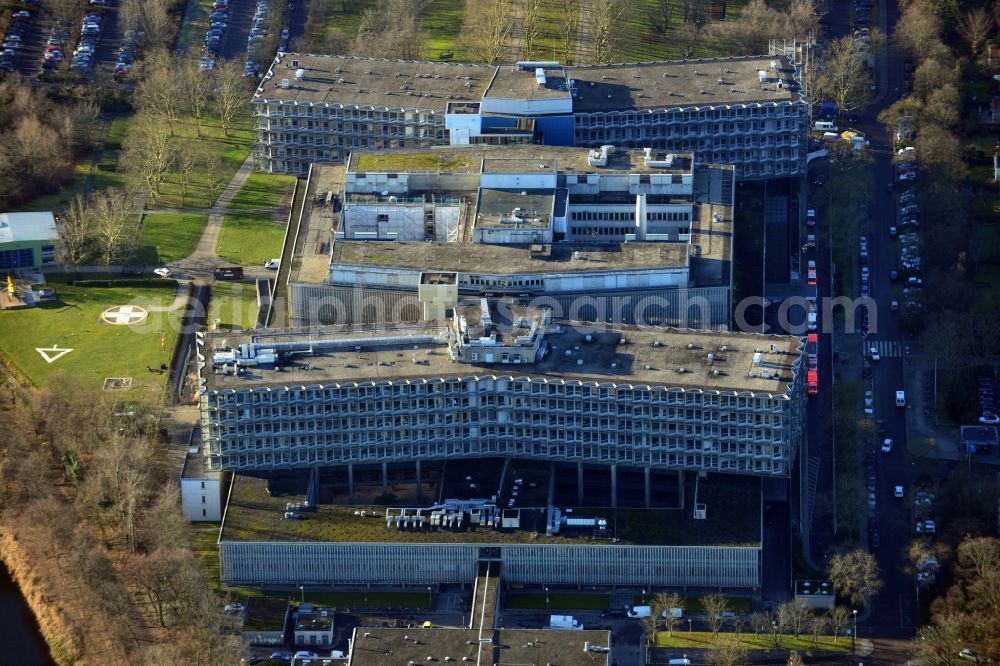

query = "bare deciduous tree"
[[560, 0, 578, 64], [182, 61, 214, 136], [787, 651, 804, 666], [652, 591, 683, 635], [827, 549, 883, 607], [90, 188, 141, 266], [640, 613, 658, 645], [520, 0, 541, 60], [121, 114, 174, 203], [351, 0, 427, 60], [827, 605, 850, 643], [777, 599, 812, 638], [58, 195, 94, 268], [135, 50, 183, 135], [816, 36, 871, 115], [895, 0, 943, 60], [215, 59, 252, 137], [462, 0, 514, 64], [706, 641, 749, 666], [750, 611, 770, 636], [701, 593, 729, 636], [588, 0, 626, 64], [957, 7, 993, 59]]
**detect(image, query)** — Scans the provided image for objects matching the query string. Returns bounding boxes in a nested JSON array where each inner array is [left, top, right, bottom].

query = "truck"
[[627, 605, 652, 618], [549, 615, 583, 630]]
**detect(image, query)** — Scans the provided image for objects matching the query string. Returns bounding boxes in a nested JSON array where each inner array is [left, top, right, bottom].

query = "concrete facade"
[[252, 55, 807, 180], [219, 541, 761, 589]]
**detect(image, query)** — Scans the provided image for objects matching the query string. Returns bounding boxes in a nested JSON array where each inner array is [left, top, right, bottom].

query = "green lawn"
[[208, 281, 261, 331], [421, 0, 467, 60], [506, 593, 609, 610], [133, 213, 208, 265], [176, 0, 215, 58], [227, 172, 297, 210], [217, 213, 286, 266], [654, 631, 850, 652], [0, 280, 184, 395], [150, 117, 253, 210]]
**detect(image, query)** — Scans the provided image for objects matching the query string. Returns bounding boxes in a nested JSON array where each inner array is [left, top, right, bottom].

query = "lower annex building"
[[288, 144, 736, 330]]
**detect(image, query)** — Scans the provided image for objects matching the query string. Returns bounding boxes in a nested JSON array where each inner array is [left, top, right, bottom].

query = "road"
[[809, 0, 919, 642]]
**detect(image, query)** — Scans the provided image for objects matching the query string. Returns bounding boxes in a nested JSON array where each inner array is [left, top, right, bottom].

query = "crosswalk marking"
[[868, 340, 901, 358]]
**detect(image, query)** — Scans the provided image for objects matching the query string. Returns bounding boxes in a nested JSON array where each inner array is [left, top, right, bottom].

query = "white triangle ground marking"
[[36, 345, 74, 364]]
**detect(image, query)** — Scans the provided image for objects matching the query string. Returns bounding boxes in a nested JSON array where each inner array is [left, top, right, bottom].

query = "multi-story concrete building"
[[200, 303, 804, 589], [288, 145, 735, 329], [252, 54, 807, 180], [198, 303, 805, 476]]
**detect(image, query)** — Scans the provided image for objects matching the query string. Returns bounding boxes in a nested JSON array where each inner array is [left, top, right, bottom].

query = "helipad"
[[101, 305, 149, 326]]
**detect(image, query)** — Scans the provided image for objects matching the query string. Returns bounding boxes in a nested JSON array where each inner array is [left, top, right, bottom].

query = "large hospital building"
[[252, 54, 808, 180]]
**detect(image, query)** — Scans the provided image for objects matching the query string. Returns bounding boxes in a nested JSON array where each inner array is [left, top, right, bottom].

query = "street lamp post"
[[688, 618, 692, 634], [852, 609, 858, 653], [772, 620, 778, 648], [545, 586, 550, 607], [298, 585, 304, 604], [427, 586, 433, 609]]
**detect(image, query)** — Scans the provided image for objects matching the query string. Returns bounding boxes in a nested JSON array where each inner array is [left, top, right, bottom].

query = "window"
[[200, 481, 205, 489], [202, 509, 207, 517], [201, 496, 206, 504]]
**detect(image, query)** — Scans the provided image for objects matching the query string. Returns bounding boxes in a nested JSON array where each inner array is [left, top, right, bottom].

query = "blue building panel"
[[536, 115, 574, 146]]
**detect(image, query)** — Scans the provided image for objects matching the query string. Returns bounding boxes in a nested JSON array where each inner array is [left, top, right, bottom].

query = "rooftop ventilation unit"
[[295, 68, 305, 81], [535, 67, 546, 86], [758, 70, 768, 83], [280, 79, 290, 89]]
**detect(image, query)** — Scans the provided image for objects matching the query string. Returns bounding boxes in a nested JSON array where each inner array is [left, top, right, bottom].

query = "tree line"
[[301, 0, 824, 66], [878, 0, 999, 419], [0, 81, 99, 209], [0, 375, 246, 664]]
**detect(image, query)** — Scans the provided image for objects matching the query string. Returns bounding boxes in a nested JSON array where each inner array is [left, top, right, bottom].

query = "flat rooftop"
[[203, 323, 801, 395], [253, 54, 492, 109], [295, 608, 334, 633], [485, 63, 572, 101], [329, 240, 687, 273], [253, 54, 801, 114], [570, 56, 801, 112], [243, 596, 289, 633], [349, 146, 696, 175], [349, 627, 611, 666], [220, 471, 762, 546], [475, 188, 553, 228]]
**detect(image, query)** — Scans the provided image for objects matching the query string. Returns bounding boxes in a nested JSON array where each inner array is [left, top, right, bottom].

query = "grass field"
[[654, 630, 850, 651], [176, 0, 216, 58], [227, 172, 297, 210], [217, 214, 286, 266], [208, 281, 260, 330], [151, 117, 254, 210], [0, 279, 184, 394], [506, 593, 609, 610], [133, 213, 209, 265]]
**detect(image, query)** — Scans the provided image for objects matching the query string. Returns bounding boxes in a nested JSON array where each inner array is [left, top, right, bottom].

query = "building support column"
[[416, 460, 423, 503], [610, 464, 618, 509], [678, 469, 685, 509], [645, 467, 651, 508], [347, 463, 354, 504], [577, 462, 584, 505], [382, 462, 388, 495]]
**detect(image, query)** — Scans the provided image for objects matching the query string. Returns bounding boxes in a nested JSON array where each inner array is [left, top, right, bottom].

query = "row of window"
[[259, 104, 440, 123], [211, 385, 792, 406], [569, 210, 690, 222], [575, 104, 802, 124]]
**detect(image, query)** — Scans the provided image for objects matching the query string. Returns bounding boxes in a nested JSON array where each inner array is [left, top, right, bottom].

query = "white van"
[[822, 131, 841, 142], [896, 390, 906, 407], [813, 120, 839, 132]]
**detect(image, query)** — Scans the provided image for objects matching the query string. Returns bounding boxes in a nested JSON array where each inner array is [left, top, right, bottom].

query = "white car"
[[881, 438, 893, 453], [153, 267, 172, 278], [864, 390, 874, 415], [894, 485, 904, 498], [224, 602, 245, 613], [916, 520, 937, 534], [264, 258, 280, 269], [870, 345, 880, 362]]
